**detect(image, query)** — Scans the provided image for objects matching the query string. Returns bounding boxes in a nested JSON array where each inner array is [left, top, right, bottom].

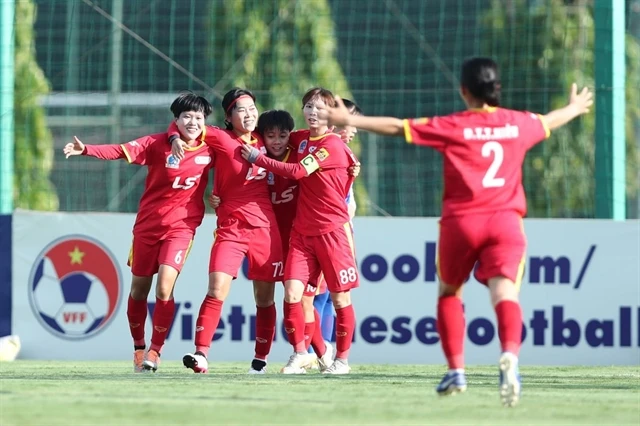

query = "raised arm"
[[542, 83, 593, 131]]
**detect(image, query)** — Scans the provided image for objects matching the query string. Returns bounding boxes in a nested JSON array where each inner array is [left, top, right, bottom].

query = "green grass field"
[[1, 362, 638, 425]]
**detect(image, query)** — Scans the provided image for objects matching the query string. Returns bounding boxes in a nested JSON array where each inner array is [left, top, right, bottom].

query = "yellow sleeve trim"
[[538, 114, 551, 139], [120, 144, 133, 163], [403, 119, 414, 143]]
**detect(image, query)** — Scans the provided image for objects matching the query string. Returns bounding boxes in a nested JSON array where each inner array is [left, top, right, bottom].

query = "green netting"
[[8, 0, 640, 217]]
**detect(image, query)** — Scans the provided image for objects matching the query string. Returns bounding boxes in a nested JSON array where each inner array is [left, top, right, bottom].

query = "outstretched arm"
[[542, 83, 593, 131], [63, 136, 126, 160], [319, 97, 404, 136]]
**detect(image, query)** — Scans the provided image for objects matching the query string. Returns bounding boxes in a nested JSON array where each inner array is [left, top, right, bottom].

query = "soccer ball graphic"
[[32, 257, 109, 338]]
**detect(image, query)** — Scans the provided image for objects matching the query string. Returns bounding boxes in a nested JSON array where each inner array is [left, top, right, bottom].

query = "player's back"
[[405, 107, 549, 217]]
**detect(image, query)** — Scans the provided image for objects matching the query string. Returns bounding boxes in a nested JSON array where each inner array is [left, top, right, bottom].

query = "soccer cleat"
[[436, 371, 467, 395], [300, 353, 319, 370], [133, 349, 146, 373], [248, 359, 267, 375], [280, 353, 307, 374], [322, 357, 350, 375], [499, 352, 521, 407], [317, 342, 335, 372], [142, 349, 160, 372], [183, 352, 209, 374]]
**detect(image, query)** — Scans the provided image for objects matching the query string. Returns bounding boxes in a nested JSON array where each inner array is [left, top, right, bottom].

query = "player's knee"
[[488, 276, 519, 306], [284, 280, 304, 303], [207, 273, 232, 300], [253, 281, 275, 307], [301, 295, 314, 312], [330, 291, 351, 309], [438, 281, 462, 298], [130, 276, 153, 300]]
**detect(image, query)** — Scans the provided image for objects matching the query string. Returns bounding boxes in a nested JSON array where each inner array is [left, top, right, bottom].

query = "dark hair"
[[257, 110, 295, 135], [341, 98, 363, 116], [460, 57, 501, 107], [221, 87, 256, 130], [170, 91, 213, 118], [301, 87, 337, 108]]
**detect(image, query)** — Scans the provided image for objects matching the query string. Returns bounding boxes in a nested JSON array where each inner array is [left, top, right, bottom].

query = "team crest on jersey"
[[315, 148, 330, 161], [165, 154, 180, 169], [260, 146, 267, 154], [298, 140, 308, 153], [267, 172, 275, 185], [309, 146, 317, 154]]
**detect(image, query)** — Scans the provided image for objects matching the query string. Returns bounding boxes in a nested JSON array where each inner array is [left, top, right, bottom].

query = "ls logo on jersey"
[[28, 236, 122, 340], [165, 154, 180, 169], [298, 140, 308, 154]]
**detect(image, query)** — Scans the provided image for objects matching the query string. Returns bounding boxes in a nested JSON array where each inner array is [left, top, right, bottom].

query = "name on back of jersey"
[[463, 124, 519, 141]]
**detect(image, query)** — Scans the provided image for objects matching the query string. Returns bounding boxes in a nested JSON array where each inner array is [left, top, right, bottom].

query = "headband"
[[225, 95, 254, 113]]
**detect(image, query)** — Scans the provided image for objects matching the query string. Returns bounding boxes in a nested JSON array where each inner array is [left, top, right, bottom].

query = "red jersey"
[[403, 107, 550, 217], [254, 132, 358, 236], [269, 148, 299, 234], [168, 122, 275, 228], [83, 133, 214, 241]]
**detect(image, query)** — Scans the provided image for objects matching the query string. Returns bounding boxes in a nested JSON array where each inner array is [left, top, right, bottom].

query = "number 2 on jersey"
[[481, 141, 505, 188]]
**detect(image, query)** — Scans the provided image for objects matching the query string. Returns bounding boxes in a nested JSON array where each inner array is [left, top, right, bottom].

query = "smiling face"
[[226, 96, 259, 134], [175, 110, 205, 141], [262, 127, 290, 159]]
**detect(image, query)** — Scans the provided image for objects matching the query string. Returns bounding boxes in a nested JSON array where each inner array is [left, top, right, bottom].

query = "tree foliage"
[[482, 0, 639, 217], [14, 0, 58, 210], [206, 0, 369, 213]]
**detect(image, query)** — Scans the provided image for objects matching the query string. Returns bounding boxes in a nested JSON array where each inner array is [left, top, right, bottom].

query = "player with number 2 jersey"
[[319, 57, 593, 406]]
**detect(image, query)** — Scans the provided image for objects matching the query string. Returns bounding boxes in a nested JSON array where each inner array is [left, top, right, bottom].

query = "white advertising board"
[[11, 210, 640, 365]]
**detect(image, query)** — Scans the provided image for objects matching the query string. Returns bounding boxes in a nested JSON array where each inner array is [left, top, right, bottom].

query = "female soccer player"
[[308, 98, 362, 366], [242, 87, 360, 375], [318, 57, 593, 406], [63, 92, 214, 373], [168, 88, 283, 374]]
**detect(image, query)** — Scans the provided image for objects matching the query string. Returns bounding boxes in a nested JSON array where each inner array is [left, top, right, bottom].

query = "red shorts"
[[279, 223, 322, 296], [128, 232, 194, 277], [437, 211, 526, 286], [209, 218, 283, 282], [285, 223, 358, 293]]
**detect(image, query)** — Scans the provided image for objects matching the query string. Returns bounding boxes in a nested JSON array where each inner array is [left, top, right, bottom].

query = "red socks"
[[194, 296, 224, 357], [437, 295, 465, 369], [149, 298, 175, 354], [310, 308, 327, 356], [254, 304, 276, 360], [283, 301, 306, 352], [494, 300, 523, 355], [127, 295, 147, 348], [304, 320, 315, 351], [334, 304, 355, 359]]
